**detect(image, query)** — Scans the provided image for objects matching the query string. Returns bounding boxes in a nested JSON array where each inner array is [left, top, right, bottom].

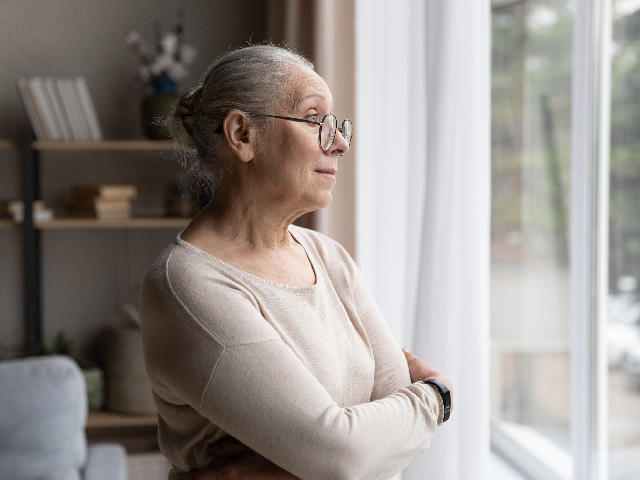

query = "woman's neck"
[[182, 197, 308, 255]]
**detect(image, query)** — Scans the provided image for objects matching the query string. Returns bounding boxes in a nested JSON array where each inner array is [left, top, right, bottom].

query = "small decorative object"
[[126, 8, 196, 139], [5, 200, 54, 223], [79, 362, 105, 411], [37, 331, 71, 356], [36, 331, 105, 410]]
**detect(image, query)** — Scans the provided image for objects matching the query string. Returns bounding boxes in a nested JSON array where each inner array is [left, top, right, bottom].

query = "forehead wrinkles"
[[286, 68, 332, 114]]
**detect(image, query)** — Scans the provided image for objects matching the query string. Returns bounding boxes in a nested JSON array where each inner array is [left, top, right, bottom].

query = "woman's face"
[[252, 66, 349, 215]]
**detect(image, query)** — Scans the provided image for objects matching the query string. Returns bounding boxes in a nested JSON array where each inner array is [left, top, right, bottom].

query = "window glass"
[[608, 1, 640, 478], [491, 0, 573, 467]]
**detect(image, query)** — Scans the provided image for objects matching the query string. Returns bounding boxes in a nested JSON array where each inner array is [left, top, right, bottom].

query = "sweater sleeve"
[[326, 239, 440, 405], [141, 250, 442, 480], [350, 270, 446, 421]]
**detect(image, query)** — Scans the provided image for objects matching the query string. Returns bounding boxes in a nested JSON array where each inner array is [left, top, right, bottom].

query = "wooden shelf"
[[0, 139, 16, 150], [32, 140, 174, 151], [0, 219, 16, 229], [86, 410, 157, 430], [35, 217, 190, 229]]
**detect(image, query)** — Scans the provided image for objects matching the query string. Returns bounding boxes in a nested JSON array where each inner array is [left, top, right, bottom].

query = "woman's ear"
[[222, 110, 256, 163]]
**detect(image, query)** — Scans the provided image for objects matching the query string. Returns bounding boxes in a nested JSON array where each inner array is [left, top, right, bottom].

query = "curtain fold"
[[355, 1, 491, 479]]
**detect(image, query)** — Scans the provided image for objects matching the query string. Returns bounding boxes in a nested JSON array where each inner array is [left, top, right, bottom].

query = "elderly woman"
[[140, 44, 453, 480]]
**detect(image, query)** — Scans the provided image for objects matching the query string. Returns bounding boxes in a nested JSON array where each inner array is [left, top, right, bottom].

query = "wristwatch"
[[422, 378, 451, 422]]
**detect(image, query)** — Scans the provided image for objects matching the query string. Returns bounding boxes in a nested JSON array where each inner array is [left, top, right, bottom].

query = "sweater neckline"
[[174, 225, 321, 292]]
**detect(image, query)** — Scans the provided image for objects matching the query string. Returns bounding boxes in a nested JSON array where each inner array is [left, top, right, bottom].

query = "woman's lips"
[[315, 168, 337, 175]]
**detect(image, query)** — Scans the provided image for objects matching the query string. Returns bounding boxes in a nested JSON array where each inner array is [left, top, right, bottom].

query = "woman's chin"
[[316, 192, 333, 209], [302, 190, 333, 212]]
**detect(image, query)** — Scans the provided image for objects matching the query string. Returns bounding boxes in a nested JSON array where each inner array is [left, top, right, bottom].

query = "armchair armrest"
[[83, 443, 127, 480]]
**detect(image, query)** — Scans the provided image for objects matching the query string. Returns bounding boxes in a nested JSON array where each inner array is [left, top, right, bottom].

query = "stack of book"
[[70, 185, 137, 220], [17, 77, 103, 141]]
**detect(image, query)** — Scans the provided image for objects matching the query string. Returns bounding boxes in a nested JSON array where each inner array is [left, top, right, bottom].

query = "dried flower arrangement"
[[126, 9, 196, 93]]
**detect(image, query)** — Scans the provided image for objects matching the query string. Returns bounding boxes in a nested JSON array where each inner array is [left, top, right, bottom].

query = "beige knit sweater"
[[140, 224, 443, 480]]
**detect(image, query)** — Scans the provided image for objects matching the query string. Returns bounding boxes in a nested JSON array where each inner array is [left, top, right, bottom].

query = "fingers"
[[189, 469, 216, 480], [402, 348, 415, 359], [201, 451, 299, 479], [208, 436, 252, 457]]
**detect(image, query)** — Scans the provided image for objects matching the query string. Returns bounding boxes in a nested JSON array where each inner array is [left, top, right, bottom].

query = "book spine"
[[57, 79, 84, 140], [28, 77, 60, 140], [68, 77, 91, 140], [17, 77, 47, 139], [74, 77, 103, 140], [43, 77, 72, 140]]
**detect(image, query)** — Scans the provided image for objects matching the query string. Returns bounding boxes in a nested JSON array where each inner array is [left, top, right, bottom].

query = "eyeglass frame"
[[214, 112, 352, 153]]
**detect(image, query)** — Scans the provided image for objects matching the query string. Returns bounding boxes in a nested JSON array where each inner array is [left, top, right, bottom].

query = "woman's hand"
[[189, 436, 299, 480], [402, 348, 454, 415]]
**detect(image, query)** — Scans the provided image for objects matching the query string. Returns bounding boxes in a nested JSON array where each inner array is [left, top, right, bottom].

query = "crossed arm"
[[188, 349, 453, 480]]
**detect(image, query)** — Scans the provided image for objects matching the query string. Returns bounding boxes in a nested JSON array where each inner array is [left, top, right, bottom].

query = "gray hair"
[[170, 44, 315, 200]]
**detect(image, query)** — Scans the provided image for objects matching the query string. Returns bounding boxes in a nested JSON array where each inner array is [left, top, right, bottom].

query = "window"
[[492, 1, 640, 479]]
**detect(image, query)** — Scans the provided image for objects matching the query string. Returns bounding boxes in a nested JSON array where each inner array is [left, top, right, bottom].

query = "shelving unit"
[[12, 133, 187, 453], [20, 129, 191, 355]]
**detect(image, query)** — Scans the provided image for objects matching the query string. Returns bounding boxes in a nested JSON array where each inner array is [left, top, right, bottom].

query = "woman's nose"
[[327, 130, 350, 157]]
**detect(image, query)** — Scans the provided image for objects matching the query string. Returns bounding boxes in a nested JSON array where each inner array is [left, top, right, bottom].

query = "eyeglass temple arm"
[[256, 114, 320, 126], [214, 113, 318, 133]]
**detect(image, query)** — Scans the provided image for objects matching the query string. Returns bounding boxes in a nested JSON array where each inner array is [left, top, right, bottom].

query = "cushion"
[[0, 355, 88, 480]]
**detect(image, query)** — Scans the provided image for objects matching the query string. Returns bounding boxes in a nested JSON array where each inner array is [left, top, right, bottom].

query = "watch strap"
[[422, 378, 451, 422]]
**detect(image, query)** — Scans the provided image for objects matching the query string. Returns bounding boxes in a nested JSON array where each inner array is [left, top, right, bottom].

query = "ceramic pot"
[[141, 91, 179, 139], [104, 326, 155, 415]]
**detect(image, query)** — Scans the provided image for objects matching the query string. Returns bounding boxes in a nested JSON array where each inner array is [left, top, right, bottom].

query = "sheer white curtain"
[[355, 1, 491, 479]]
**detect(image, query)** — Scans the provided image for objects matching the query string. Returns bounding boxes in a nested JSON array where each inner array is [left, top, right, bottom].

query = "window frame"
[[570, 0, 610, 479]]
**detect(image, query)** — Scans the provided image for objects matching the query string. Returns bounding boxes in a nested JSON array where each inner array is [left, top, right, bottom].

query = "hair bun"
[[176, 87, 202, 115], [176, 87, 203, 135]]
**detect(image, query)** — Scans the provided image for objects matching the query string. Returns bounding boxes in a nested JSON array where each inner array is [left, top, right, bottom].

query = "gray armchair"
[[0, 355, 127, 480]]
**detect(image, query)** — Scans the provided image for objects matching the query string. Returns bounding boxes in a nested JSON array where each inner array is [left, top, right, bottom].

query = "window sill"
[[491, 420, 572, 480]]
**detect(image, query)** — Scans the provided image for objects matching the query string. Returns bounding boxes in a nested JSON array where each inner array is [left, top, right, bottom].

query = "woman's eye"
[[306, 114, 318, 123]]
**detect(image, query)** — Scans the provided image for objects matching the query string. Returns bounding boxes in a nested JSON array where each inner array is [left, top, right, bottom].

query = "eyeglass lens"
[[320, 115, 352, 151], [320, 115, 337, 151]]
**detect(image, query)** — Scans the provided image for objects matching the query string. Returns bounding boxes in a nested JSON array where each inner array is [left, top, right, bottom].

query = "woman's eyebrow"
[[300, 93, 327, 102], [293, 93, 331, 111]]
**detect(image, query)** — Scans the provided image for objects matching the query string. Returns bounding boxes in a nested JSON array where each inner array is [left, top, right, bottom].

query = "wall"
[[0, 0, 267, 360]]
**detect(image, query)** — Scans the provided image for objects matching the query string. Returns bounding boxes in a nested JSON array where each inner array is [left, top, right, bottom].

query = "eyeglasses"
[[255, 114, 352, 152]]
